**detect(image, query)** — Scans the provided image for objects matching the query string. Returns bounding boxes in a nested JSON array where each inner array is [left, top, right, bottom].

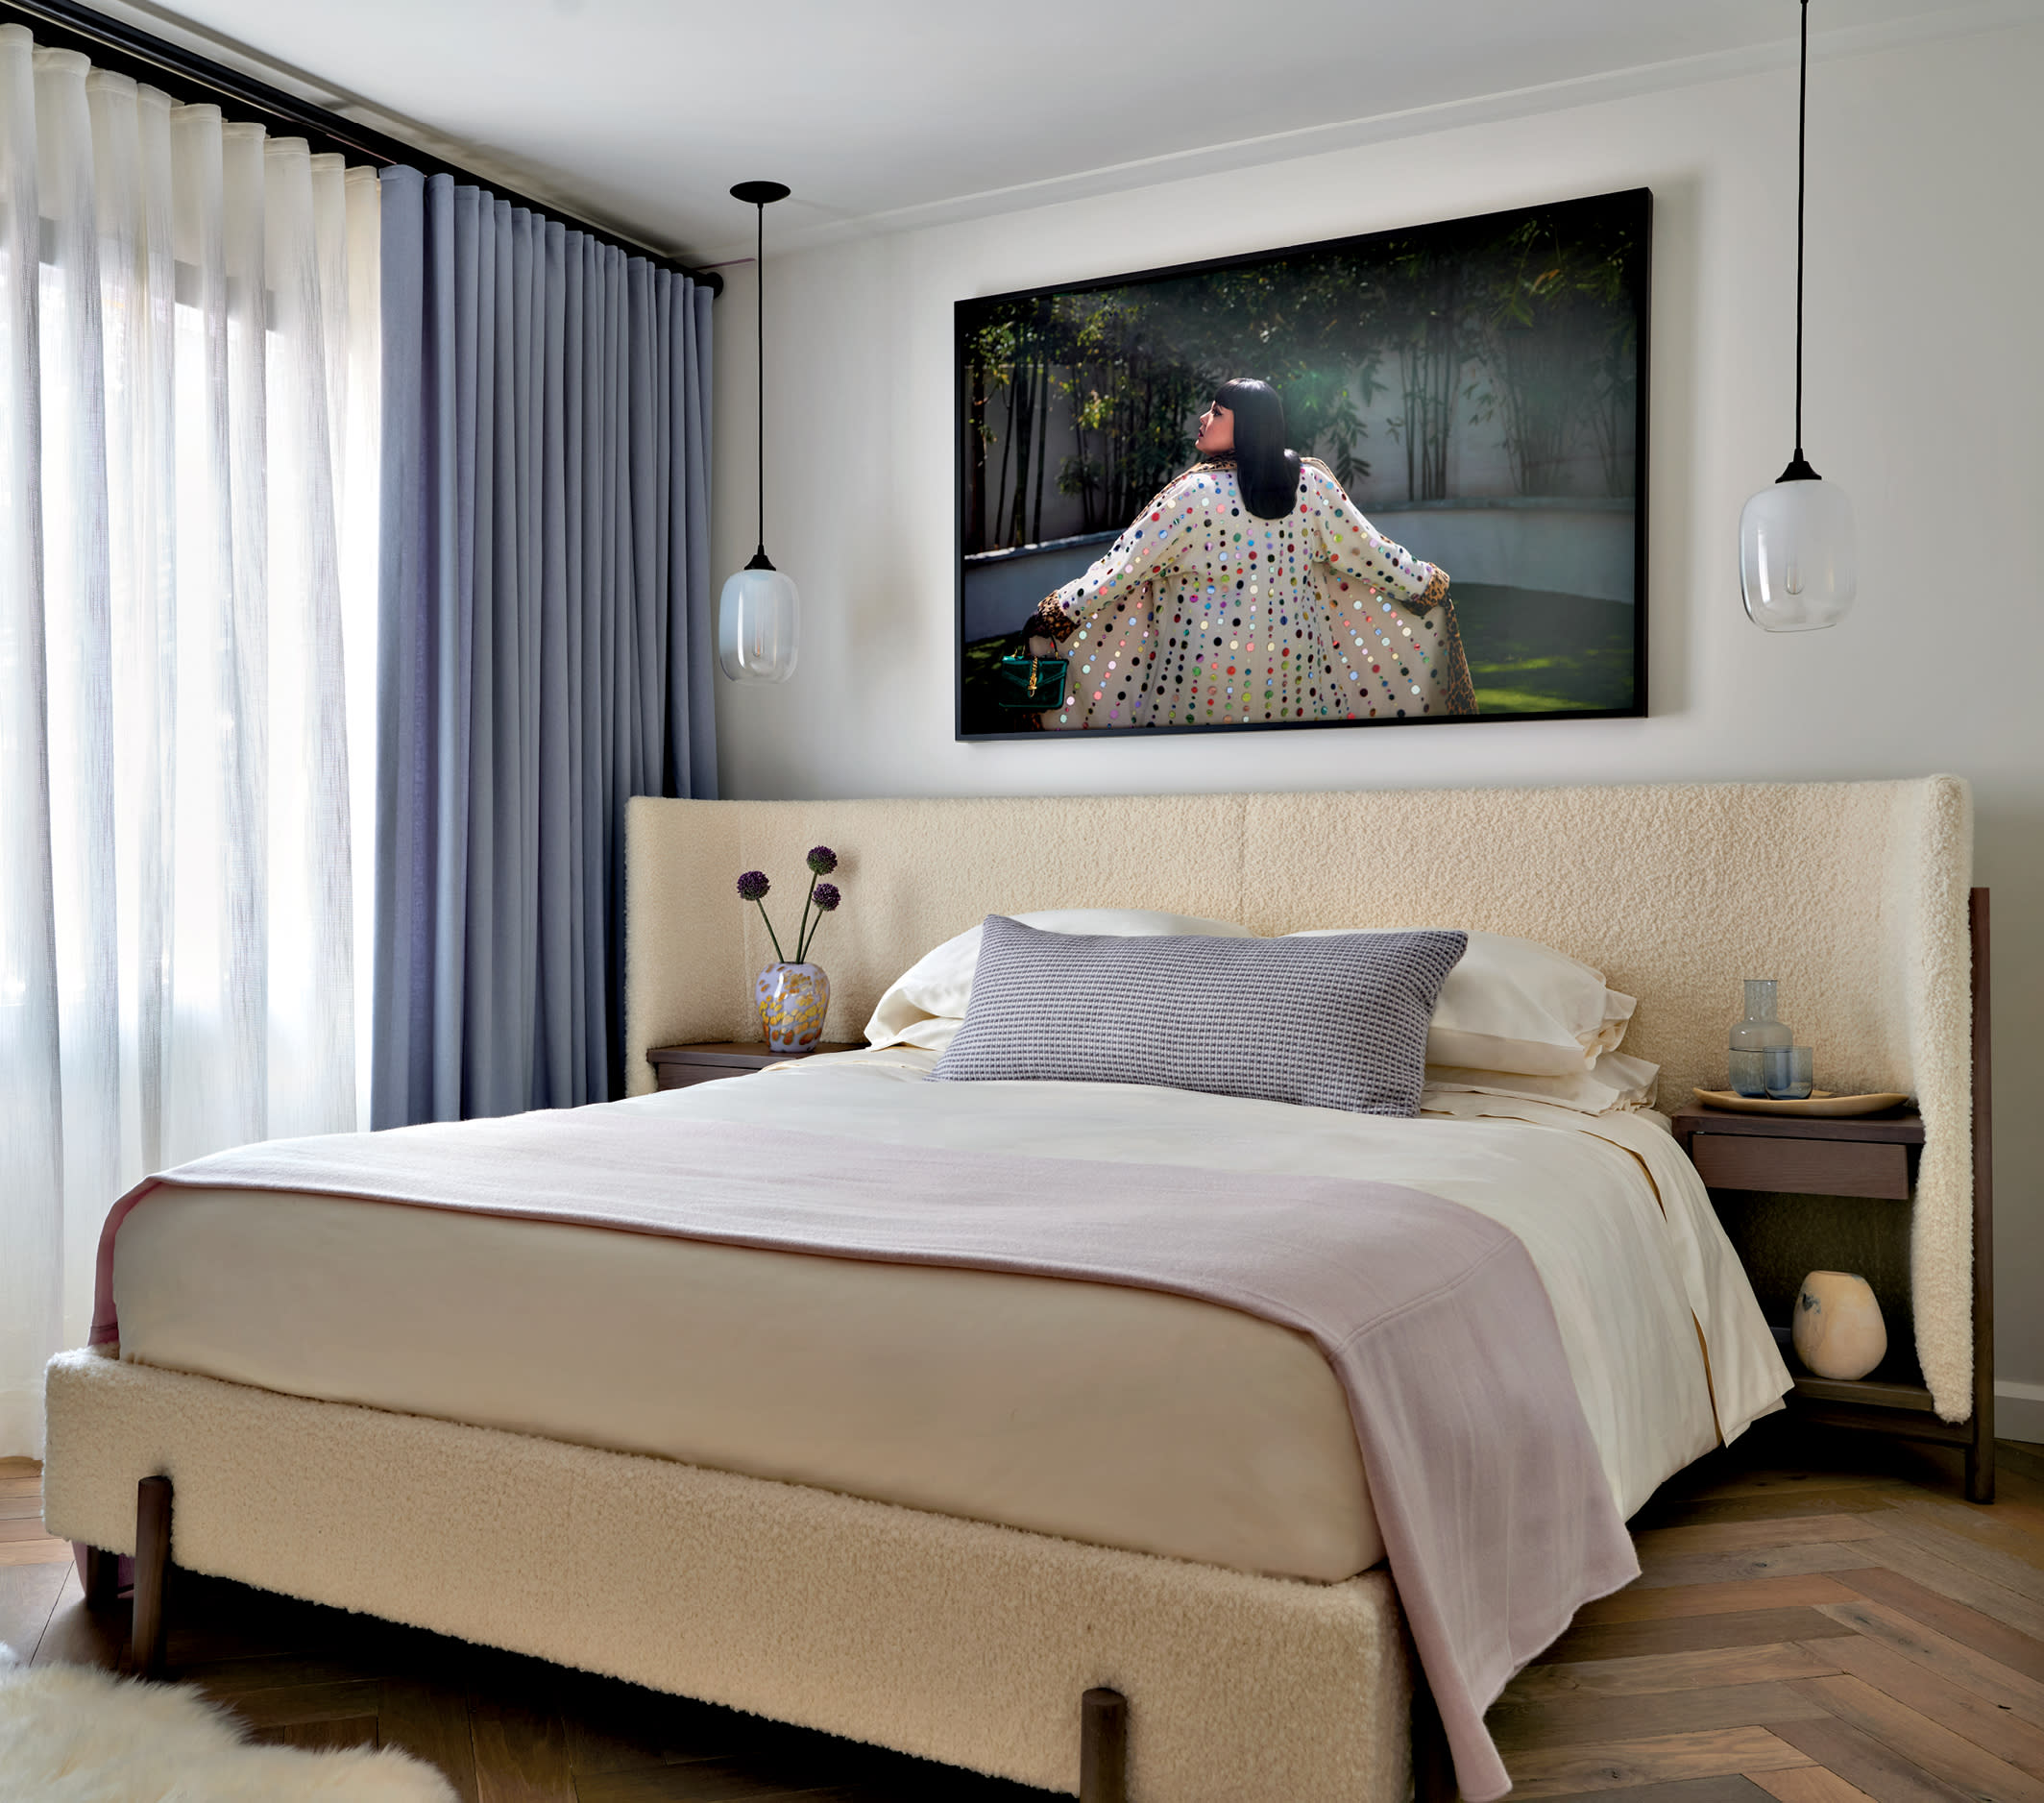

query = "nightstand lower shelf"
[[1760, 1324, 1938, 1413], [1790, 1375, 1935, 1413]]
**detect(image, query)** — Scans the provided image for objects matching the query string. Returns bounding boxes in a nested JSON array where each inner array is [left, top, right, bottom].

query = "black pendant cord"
[[1781, 0, 1819, 484], [730, 181, 790, 568], [1794, 0, 1808, 459], [752, 198, 767, 568]]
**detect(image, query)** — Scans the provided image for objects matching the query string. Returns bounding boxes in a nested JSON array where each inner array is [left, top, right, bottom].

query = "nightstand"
[[1672, 1100, 1994, 1501], [647, 1041, 864, 1090]]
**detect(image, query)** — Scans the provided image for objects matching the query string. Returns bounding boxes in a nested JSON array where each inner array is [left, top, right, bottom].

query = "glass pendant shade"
[[1743, 0, 1856, 634], [1740, 473, 1857, 632], [718, 564, 800, 682], [720, 180, 798, 683]]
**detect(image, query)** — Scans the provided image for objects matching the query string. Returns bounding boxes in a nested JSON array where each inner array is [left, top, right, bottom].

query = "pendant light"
[[1740, 0, 1856, 632], [718, 181, 799, 681]]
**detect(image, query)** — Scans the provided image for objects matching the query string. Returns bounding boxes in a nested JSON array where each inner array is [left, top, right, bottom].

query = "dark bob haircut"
[[1211, 378, 1301, 521]]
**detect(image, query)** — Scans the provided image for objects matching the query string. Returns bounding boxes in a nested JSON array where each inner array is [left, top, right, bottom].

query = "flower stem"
[[795, 873, 818, 963], [755, 899, 787, 964]]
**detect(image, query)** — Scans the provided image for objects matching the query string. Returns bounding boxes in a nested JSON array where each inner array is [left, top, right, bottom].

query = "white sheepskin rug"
[[0, 1644, 456, 1801]]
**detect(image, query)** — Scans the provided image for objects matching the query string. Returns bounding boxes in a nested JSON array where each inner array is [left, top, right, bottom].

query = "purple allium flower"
[[806, 846, 839, 876], [736, 870, 770, 902], [811, 882, 841, 913]]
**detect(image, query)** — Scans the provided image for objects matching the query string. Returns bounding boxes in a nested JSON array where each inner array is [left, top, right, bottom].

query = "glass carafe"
[[1728, 979, 1793, 1096]]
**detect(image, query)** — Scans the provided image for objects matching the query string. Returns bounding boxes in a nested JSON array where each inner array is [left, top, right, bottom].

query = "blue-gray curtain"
[[373, 166, 715, 1127]]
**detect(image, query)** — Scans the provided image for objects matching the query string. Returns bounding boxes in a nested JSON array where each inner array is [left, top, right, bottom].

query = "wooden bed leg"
[[1967, 1437, 1996, 1505], [1966, 887, 1995, 1506], [84, 1546, 121, 1611], [1081, 1686, 1127, 1803], [133, 1474, 173, 1679], [1412, 1668, 1457, 1803]]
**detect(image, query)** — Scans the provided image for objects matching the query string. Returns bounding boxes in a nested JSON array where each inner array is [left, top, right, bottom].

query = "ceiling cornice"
[[729, 0, 2043, 263]]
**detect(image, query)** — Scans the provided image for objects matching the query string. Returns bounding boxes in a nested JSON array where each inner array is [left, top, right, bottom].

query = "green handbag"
[[993, 647, 1069, 710]]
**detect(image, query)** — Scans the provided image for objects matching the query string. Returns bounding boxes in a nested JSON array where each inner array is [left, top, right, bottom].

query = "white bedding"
[[111, 1051, 1788, 1583]]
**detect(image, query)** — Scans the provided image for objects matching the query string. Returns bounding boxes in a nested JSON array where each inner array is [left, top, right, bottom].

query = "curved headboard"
[[625, 777, 1975, 1413]]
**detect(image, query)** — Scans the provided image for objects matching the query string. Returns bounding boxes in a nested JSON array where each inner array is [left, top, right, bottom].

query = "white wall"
[[710, 24, 2044, 1422]]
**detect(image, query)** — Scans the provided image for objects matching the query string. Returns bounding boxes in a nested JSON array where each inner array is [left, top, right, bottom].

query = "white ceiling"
[[95, 0, 2037, 265]]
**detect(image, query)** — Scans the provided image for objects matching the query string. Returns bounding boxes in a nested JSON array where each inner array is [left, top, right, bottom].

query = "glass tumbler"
[[1765, 1046, 1814, 1100]]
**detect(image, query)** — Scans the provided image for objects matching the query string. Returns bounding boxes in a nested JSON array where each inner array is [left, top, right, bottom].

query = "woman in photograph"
[[1024, 378, 1477, 730]]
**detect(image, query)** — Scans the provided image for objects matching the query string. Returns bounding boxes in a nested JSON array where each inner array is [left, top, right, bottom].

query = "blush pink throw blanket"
[[92, 1109, 1638, 1798]]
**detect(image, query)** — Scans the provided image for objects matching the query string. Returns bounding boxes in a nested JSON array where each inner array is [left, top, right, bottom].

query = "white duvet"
[[727, 1052, 1790, 1498], [111, 1052, 1788, 1583]]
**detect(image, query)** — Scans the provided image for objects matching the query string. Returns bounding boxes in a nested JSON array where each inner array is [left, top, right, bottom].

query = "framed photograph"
[[955, 188, 1649, 740]]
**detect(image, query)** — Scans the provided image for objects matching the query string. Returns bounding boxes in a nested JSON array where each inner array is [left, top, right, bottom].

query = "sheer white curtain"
[[0, 26, 380, 1454]]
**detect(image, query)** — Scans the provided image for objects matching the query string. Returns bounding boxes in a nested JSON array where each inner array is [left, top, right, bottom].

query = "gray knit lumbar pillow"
[[928, 916, 1468, 1115]]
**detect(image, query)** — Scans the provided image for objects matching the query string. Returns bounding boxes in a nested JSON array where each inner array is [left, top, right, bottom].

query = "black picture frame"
[[954, 187, 1651, 743]]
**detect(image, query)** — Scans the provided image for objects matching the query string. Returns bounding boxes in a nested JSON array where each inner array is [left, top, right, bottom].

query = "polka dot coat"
[[1036, 459, 1475, 730]]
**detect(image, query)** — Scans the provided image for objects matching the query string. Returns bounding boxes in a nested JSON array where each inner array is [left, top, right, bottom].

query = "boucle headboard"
[[624, 777, 1976, 1419]]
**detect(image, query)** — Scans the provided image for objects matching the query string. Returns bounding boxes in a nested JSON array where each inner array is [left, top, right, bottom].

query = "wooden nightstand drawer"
[[1687, 1132, 1910, 1200], [648, 1042, 862, 1091], [655, 1063, 754, 1091]]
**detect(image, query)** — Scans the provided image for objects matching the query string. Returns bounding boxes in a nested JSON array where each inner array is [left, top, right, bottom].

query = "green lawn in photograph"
[[1449, 583, 1637, 716], [960, 582, 1636, 733]]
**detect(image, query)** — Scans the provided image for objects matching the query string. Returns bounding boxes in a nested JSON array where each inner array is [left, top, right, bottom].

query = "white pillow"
[[1422, 1051, 1660, 1115], [865, 909, 1253, 1054], [1287, 927, 1634, 1077]]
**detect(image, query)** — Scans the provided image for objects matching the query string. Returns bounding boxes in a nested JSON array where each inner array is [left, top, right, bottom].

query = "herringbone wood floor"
[[6, 1428, 2044, 1801]]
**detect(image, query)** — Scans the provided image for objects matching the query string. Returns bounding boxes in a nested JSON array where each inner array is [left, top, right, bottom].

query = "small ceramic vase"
[[756, 962, 829, 1055], [1791, 1271, 1886, 1380]]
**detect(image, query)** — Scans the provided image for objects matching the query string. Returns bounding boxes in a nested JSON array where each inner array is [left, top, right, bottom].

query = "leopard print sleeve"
[[1031, 596, 1079, 643]]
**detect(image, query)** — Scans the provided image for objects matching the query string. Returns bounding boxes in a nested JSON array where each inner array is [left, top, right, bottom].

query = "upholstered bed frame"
[[43, 777, 1983, 1803]]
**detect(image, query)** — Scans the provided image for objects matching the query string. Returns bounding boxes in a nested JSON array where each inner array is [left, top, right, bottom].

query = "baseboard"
[[1994, 1379, 2044, 1446]]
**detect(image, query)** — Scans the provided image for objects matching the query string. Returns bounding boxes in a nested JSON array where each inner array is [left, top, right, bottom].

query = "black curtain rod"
[[0, 0, 722, 295]]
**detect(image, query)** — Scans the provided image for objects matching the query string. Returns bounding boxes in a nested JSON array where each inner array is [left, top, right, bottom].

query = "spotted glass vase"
[[756, 962, 829, 1055]]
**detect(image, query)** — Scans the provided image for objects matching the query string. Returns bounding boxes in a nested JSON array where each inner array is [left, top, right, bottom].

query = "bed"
[[40, 777, 1983, 1802]]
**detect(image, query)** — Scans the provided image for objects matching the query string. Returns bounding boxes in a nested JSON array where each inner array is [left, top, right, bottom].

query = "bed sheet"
[[111, 1052, 1787, 1583]]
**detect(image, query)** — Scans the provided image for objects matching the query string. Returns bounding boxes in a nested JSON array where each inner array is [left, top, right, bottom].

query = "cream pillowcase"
[[1287, 927, 1635, 1077], [864, 909, 1253, 1054], [1423, 1050, 1661, 1115]]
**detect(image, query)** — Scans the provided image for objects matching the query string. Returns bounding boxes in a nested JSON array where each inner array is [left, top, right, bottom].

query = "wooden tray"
[[1691, 1088, 1910, 1118]]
